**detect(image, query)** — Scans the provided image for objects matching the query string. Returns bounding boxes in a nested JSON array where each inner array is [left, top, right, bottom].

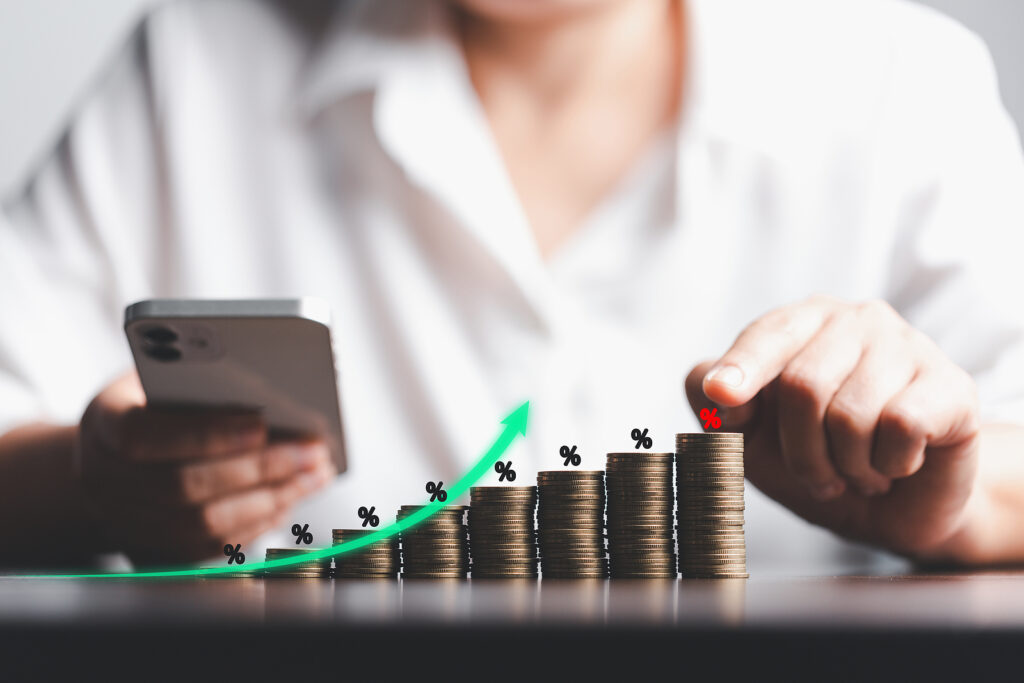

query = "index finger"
[[117, 407, 267, 462], [703, 297, 834, 406]]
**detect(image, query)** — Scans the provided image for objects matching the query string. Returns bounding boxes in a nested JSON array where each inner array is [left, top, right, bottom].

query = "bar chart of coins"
[[252, 429, 747, 580]]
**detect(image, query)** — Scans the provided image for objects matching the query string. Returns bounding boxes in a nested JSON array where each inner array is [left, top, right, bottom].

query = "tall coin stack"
[[263, 547, 333, 578], [605, 452, 677, 578], [468, 486, 538, 578], [332, 529, 400, 579], [676, 433, 748, 578], [397, 505, 470, 579], [536, 471, 608, 578]]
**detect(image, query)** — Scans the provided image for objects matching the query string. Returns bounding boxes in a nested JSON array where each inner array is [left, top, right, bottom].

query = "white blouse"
[[2, 0, 1023, 573]]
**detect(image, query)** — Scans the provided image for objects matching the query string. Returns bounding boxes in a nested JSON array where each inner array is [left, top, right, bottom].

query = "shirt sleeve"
[[883, 24, 1024, 423], [0, 15, 167, 436]]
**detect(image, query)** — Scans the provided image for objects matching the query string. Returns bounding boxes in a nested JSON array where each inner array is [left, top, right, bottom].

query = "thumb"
[[684, 361, 758, 431]]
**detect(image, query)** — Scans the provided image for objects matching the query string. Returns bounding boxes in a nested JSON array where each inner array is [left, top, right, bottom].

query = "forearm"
[[0, 423, 105, 567], [926, 423, 1024, 566]]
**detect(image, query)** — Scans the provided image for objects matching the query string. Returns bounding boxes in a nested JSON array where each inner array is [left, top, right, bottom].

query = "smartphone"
[[124, 298, 346, 473]]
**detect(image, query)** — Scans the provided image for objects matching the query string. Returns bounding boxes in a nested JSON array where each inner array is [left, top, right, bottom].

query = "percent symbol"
[[223, 544, 245, 565], [426, 481, 448, 502], [700, 408, 722, 430], [494, 460, 517, 482], [358, 506, 380, 528], [631, 428, 653, 449], [291, 523, 313, 545], [560, 445, 581, 467]]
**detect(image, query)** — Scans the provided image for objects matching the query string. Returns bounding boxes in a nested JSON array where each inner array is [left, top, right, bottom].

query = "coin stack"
[[676, 433, 748, 578], [397, 505, 470, 579], [263, 547, 333, 578], [536, 471, 607, 579], [605, 452, 677, 578], [331, 529, 400, 579], [468, 486, 538, 578]]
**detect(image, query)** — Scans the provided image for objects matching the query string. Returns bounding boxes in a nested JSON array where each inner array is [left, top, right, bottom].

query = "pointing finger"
[[685, 361, 757, 430], [703, 297, 835, 407]]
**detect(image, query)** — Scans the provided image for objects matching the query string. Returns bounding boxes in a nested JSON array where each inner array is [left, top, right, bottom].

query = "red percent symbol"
[[700, 408, 722, 430]]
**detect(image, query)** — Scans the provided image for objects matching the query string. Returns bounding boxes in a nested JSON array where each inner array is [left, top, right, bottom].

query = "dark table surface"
[[3, 573, 1023, 680]]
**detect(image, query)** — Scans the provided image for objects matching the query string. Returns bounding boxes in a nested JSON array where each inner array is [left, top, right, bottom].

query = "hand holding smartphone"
[[124, 298, 346, 473], [67, 298, 347, 563]]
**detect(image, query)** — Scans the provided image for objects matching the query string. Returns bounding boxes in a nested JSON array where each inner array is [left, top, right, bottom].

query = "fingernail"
[[812, 480, 845, 501], [706, 364, 744, 388], [289, 443, 328, 469]]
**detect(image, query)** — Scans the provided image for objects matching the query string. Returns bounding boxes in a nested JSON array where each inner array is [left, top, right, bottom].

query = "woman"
[[1, 0, 1023, 571]]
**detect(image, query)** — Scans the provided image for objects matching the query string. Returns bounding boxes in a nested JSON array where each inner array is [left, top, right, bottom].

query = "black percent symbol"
[[426, 481, 448, 502], [358, 506, 380, 528], [494, 460, 517, 482], [291, 523, 313, 545], [631, 428, 653, 449], [223, 543, 245, 565], [560, 445, 581, 467]]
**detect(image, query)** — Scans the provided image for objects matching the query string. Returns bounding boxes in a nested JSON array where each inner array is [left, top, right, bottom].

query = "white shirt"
[[2, 0, 1023, 574]]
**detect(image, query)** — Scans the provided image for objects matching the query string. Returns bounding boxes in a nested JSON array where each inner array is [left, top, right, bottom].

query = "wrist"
[[911, 480, 994, 567]]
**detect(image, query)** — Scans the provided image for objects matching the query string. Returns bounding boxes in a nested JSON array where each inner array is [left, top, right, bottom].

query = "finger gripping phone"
[[124, 298, 346, 473]]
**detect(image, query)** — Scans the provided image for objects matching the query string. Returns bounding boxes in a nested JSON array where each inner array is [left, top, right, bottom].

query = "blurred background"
[[1, 0, 1022, 196]]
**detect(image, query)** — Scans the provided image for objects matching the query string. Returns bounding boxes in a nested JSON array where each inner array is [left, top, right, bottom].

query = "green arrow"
[[501, 401, 530, 436], [15, 401, 531, 579]]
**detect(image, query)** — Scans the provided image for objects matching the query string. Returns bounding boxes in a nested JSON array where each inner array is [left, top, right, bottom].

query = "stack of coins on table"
[[468, 486, 538, 578], [263, 548, 333, 578], [605, 452, 677, 578], [536, 471, 608, 579], [331, 529, 400, 579], [676, 433, 748, 578], [397, 505, 470, 579]]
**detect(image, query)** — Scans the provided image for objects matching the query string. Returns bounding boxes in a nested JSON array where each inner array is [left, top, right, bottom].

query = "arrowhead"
[[500, 401, 530, 437]]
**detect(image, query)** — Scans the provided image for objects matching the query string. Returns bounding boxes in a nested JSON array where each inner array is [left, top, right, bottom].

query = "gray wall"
[[0, 0, 1022, 194]]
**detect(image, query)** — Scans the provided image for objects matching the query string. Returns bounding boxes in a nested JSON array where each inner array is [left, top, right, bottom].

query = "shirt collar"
[[294, 0, 753, 328], [298, 0, 453, 118]]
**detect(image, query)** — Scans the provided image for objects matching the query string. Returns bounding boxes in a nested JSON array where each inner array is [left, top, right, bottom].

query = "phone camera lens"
[[144, 345, 182, 362], [143, 326, 178, 344]]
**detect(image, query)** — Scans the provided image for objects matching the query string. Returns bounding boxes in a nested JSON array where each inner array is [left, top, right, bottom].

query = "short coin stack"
[[536, 471, 607, 578], [605, 452, 677, 578], [398, 505, 470, 579], [468, 486, 538, 578], [263, 547, 333, 578], [331, 529, 400, 579], [676, 433, 747, 578]]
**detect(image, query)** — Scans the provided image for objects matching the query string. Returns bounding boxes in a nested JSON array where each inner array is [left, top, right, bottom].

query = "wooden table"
[[2, 573, 1022, 680]]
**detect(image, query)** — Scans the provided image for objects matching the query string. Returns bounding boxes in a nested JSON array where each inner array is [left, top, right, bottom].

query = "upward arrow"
[[500, 400, 530, 437], [19, 400, 534, 579]]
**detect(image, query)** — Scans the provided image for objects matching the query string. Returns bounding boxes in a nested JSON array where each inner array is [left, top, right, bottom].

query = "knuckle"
[[834, 459, 872, 482], [879, 403, 927, 441], [741, 315, 774, 341], [825, 398, 871, 438], [785, 454, 825, 482], [859, 298, 893, 316], [906, 325, 935, 349], [778, 367, 828, 411], [877, 450, 924, 478]]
